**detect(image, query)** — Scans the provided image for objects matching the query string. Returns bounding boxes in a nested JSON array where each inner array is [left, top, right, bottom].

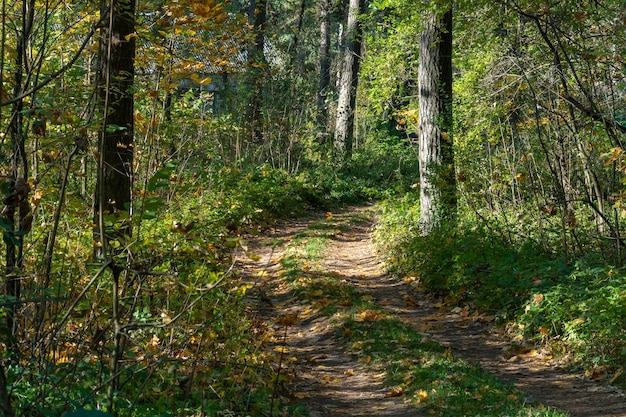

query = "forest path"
[[237, 204, 626, 417]]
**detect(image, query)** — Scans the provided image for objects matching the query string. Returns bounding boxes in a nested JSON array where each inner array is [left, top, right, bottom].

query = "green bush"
[[376, 193, 626, 381]]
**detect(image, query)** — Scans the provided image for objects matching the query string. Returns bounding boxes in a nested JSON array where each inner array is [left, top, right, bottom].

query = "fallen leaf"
[[355, 309, 382, 322], [404, 295, 418, 307], [386, 386, 404, 397], [415, 389, 429, 403], [277, 313, 299, 326], [344, 369, 355, 376], [294, 392, 310, 399], [586, 367, 607, 380]]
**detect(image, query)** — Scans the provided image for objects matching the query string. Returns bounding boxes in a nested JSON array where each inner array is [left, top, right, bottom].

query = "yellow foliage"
[[415, 389, 430, 403]]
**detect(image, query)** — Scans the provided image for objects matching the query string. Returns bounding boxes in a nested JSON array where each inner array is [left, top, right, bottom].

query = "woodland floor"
[[236, 204, 626, 417]]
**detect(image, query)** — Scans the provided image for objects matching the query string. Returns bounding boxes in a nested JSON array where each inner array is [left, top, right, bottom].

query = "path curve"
[[237, 206, 626, 416]]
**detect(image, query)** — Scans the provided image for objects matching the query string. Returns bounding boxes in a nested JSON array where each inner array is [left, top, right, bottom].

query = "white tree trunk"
[[418, 10, 442, 234], [334, 0, 363, 161]]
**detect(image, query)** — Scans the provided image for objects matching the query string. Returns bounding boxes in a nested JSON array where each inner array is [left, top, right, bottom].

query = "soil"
[[236, 205, 626, 417]]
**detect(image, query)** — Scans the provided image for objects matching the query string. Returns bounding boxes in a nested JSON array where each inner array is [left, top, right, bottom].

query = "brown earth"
[[236, 205, 626, 416]]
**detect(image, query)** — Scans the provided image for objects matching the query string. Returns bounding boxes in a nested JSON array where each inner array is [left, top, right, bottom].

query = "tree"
[[334, 0, 365, 162], [418, 4, 456, 233], [317, 0, 332, 132], [94, 0, 136, 255], [246, 0, 267, 145]]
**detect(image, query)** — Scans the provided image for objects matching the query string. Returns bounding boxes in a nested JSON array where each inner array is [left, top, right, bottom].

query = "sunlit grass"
[[276, 211, 567, 417]]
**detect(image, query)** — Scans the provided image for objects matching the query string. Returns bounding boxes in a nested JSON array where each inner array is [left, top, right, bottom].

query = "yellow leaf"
[[237, 284, 252, 296], [515, 172, 528, 181], [355, 309, 382, 322], [294, 392, 311, 399], [189, 72, 212, 85], [386, 386, 404, 397], [415, 389, 429, 403]]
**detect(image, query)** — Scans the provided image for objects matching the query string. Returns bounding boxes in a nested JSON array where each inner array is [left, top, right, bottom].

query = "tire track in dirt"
[[238, 206, 626, 417]]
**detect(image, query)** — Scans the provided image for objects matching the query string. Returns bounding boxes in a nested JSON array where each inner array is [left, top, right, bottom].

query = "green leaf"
[[105, 124, 127, 133], [0, 217, 13, 232], [3, 231, 20, 247], [147, 163, 177, 191], [63, 411, 113, 417]]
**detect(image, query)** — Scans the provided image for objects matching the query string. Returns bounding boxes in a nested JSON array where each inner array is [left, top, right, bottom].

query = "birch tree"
[[317, 0, 332, 132], [418, 5, 456, 233], [334, 0, 365, 161]]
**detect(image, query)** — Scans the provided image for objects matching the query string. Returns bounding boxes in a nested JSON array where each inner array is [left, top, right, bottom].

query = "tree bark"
[[94, 0, 136, 254], [4, 0, 35, 341], [334, 0, 364, 162], [317, 0, 331, 132], [418, 6, 456, 234], [246, 0, 267, 144]]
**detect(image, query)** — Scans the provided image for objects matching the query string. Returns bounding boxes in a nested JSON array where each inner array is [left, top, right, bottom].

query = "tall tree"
[[94, 0, 136, 255], [246, 0, 267, 144], [317, 0, 331, 132], [334, 0, 365, 161], [418, 5, 456, 233]]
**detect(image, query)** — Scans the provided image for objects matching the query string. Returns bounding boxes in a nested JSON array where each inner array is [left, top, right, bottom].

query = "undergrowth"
[[374, 194, 626, 388], [9, 149, 416, 417]]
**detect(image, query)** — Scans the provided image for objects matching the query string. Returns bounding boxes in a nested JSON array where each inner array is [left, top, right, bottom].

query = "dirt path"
[[237, 206, 626, 416]]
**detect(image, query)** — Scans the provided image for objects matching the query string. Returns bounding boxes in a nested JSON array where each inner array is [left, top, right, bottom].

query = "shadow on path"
[[238, 207, 626, 417]]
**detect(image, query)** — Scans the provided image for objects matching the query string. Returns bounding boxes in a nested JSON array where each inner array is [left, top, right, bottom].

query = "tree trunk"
[[317, 0, 331, 132], [334, 0, 364, 162], [290, 0, 307, 72], [439, 9, 456, 217], [418, 7, 456, 234], [246, 0, 267, 144], [94, 0, 135, 255], [4, 0, 35, 342]]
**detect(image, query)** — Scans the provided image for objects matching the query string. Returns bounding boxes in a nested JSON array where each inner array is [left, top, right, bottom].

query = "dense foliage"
[[0, 0, 625, 415]]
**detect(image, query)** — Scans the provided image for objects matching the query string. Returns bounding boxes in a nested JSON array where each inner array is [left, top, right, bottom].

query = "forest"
[[0, 0, 625, 416]]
